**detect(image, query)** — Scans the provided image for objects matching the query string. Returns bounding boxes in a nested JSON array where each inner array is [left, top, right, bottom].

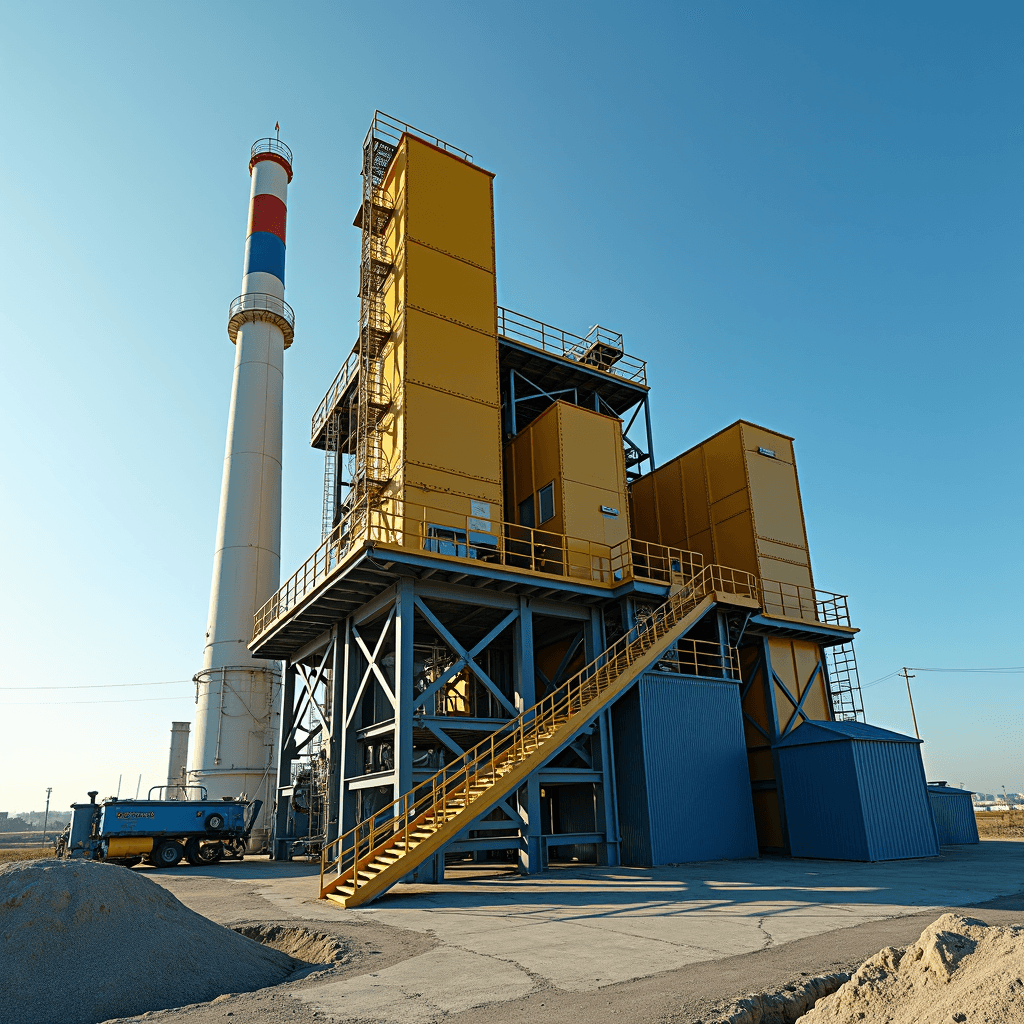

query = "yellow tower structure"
[[354, 131, 503, 549], [248, 114, 940, 907]]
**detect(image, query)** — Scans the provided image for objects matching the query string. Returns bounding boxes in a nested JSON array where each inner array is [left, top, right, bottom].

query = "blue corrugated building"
[[775, 721, 939, 861], [927, 784, 979, 845], [612, 673, 759, 865]]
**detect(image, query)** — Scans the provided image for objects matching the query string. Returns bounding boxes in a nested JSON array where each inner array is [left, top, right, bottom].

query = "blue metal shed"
[[775, 721, 939, 861], [927, 784, 979, 845], [611, 673, 759, 866]]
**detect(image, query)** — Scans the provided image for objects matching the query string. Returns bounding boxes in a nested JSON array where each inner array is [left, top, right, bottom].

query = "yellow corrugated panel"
[[378, 132, 502, 526], [628, 419, 815, 589], [404, 308, 499, 406], [404, 382, 501, 484], [504, 401, 629, 550], [406, 242, 495, 333], [405, 136, 495, 271], [768, 638, 832, 731]]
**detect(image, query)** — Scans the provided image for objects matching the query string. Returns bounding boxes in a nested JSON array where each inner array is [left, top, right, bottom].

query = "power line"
[[3, 694, 194, 707], [908, 667, 1024, 673], [0, 679, 192, 691], [863, 666, 1023, 689]]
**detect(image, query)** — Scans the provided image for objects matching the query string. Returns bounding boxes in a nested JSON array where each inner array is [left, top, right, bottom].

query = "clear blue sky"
[[1, 2, 1020, 813]]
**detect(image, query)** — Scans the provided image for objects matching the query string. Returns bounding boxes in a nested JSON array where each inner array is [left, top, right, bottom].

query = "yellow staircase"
[[319, 564, 758, 907]]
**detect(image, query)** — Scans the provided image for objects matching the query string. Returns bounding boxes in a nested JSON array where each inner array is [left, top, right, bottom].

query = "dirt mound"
[[798, 913, 1024, 1023], [0, 858, 298, 1024], [233, 924, 349, 965], [708, 974, 850, 1023]]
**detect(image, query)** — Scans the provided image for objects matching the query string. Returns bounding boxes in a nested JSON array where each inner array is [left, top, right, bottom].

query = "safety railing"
[[650, 638, 741, 680], [368, 110, 473, 163], [319, 562, 758, 899], [758, 578, 851, 627], [497, 307, 647, 387], [614, 538, 703, 584], [227, 292, 295, 347], [252, 497, 708, 641], [251, 137, 293, 166], [311, 348, 359, 441]]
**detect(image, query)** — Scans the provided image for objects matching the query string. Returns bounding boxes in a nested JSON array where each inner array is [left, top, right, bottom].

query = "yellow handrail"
[[253, 497, 706, 641], [318, 562, 757, 897]]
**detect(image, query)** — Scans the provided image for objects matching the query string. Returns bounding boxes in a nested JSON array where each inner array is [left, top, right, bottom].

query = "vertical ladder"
[[321, 413, 339, 540], [826, 641, 865, 721]]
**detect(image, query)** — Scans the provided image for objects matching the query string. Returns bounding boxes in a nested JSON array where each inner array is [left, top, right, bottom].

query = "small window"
[[518, 495, 535, 529], [538, 482, 555, 524]]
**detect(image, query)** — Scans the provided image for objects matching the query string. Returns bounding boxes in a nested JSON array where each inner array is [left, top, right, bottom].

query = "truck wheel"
[[185, 837, 222, 866], [153, 840, 183, 868], [204, 813, 225, 831]]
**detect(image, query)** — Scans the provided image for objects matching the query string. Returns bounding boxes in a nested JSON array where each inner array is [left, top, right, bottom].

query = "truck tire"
[[152, 840, 183, 868], [185, 837, 223, 866], [205, 813, 225, 832]]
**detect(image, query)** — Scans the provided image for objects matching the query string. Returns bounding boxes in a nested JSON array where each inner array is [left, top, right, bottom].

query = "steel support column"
[[326, 625, 345, 846], [272, 663, 297, 860], [394, 578, 415, 802], [515, 596, 543, 873], [339, 618, 361, 834], [761, 637, 792, 854]]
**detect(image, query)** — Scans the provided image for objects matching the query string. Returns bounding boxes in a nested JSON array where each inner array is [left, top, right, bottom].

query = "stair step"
[[323, 590, 713, 909]]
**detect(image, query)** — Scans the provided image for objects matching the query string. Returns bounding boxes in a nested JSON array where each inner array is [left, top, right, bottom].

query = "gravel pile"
[[799, 913, 1024, 1023], [1, 858, 298, 1024]]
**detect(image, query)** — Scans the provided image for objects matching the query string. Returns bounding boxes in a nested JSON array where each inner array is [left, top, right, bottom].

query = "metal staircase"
[[319, 564, 757, 907]]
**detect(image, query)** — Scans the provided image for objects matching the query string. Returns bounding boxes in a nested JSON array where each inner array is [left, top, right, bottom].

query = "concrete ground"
[[118, 839, 1024, 1024]]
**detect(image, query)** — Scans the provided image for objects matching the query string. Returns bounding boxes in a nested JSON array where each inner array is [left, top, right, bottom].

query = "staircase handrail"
[[319, 562, 757, 896]]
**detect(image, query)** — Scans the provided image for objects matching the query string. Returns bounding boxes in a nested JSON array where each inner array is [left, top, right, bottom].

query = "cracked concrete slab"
[[141, 839, 1024, 1023], [288, 946, 534, 1022]]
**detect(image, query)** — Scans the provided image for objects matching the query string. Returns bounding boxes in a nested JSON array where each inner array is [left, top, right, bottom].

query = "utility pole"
[[41, 787, 52, 848], [901, 668, 920, 739]]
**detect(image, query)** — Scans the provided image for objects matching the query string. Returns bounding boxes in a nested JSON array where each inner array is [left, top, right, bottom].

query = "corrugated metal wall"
[[611, 674, 758, 866], [610, 686, 652, 865], [640, 674, 759, 864], [852, 740, 939, 860], [773, 740, 869, 860], [776, 722, 940, 861], [928, 786, 979, 845]]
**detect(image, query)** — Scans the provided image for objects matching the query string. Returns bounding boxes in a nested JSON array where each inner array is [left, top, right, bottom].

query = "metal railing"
[[227, 292, 295, 347], [368, 110, 472, 163], [758, 579, 851, 628], [251, 137, 294, 166], [319, 562, 758, 900], [252, 498, 706, 641], [311, 348, 359, 440], [497, 307, 647, 386], [651, 638, 741, 679]]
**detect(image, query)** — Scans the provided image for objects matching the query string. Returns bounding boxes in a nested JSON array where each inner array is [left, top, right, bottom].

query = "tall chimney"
[[190, 136, 294, 847]]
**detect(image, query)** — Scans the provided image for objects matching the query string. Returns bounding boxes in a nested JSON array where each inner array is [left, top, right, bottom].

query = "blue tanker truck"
[[56, 788, 262, 868]]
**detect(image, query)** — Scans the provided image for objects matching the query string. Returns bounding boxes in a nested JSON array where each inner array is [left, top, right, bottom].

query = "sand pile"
[[1, 858, 298, 1024], [799, 913, 1024, 1023]]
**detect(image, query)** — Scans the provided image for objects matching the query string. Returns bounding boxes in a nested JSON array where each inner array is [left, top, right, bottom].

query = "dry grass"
[[976, 810, 1024, 839], [0, 847, 53, 863]]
